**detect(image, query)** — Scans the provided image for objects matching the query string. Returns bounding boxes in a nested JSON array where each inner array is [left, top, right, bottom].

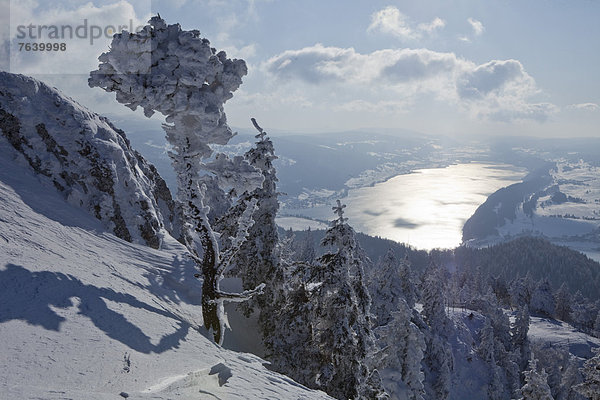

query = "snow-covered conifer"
[[421, 262, 453, 400], [421, 262, 450, 334], [377, 300, 425, 400], [224, 119, 280, 318], [310, 200, 386, 399], [555, 283, 572, 322], [370, 248, 409, 326], [574, 348, 600, 400], [520, 357, 554, 400], [512, 305, 531, 373], [530, 278, 556, 317], [478, 317, 496, 364]]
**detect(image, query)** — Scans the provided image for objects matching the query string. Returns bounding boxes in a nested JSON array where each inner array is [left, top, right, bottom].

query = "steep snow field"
[[0, 141, 331, 399]]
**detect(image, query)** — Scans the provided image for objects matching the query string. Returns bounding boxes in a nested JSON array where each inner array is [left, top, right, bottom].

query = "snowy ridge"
[[0, 71, 185, 249], [0, 141, 331, 399], [464, 160, 600, 259]]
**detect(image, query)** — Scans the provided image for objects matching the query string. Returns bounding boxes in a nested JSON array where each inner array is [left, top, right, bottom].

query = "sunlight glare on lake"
[[341, 163, 526, 249]]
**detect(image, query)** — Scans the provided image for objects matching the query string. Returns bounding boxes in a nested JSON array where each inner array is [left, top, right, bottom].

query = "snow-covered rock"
[[0, 140, 332, 399], [0, 71, 185, 248]]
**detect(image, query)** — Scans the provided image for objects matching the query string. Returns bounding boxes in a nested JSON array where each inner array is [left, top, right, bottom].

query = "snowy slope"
[[0, 141, 331, 399], [528, 316, 600, 359], [0, 72, 185, 249]]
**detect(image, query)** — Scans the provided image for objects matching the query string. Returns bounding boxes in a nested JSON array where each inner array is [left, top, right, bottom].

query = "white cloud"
[[468, 17, 484, 36], [7, 1, 150, 75], [418, 17, 446, 35], [568, 103, 599, 111], [263, 44, 554, 122], [368, 6, 445, 40]]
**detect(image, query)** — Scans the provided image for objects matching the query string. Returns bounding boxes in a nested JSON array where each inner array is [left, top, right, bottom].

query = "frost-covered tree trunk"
[[89, 16, 264, 345]]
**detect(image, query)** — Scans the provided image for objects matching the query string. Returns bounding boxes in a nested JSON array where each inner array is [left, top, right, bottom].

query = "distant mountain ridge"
[[0, 72, 185, 248]]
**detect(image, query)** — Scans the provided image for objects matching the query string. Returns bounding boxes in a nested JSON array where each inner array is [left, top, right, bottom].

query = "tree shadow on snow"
[[0, 263, 191, 354]]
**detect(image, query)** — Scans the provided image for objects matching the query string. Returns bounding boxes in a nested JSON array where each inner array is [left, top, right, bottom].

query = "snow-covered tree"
[[510, 274, 535, 308], [297, 228, 317, 264], [511, 305, 531, 371], [309, 200, 386, 399], [220, 119, 282, 346], [530, 278, 556, 317], [520, 357, 554, 400], [89, 16, 264, 345], [574, 348, 600, 400], [421, 262, 450, 334], [478, 317, 510, 399], [478, 317, 496, 364], [555, 283, 572, 322], [594, 311, 600, 337], [421, 262, 453, 400], [377, 300, 425, 400], [370, 248, 417, 326]]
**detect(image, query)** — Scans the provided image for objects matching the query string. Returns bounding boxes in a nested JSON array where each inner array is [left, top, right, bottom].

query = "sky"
[[2, 0, 600, 138]]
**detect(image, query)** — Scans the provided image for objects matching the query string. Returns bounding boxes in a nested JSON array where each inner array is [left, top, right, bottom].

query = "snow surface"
[[527, 316, 600, 359], [0, 141, 331, 399]]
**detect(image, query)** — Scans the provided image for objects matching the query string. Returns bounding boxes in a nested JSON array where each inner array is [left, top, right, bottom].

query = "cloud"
[[7, 1, 150, 75], [368, 6, 445, 40], [263, 44, 555, 122], [468, 18, 484, 36], [457, 60, 534, 100], [568, 103, 599, 111]]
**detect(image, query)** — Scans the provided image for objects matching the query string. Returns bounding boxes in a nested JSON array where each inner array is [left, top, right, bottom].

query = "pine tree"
[[512, 305, 531, 373], [377, 300, 425, 400], [574, 348, 600, 400], [421, 262, 453, 400], [520, 357, 554, 400], [560, 358, 583, 400], [221, 119, 283, 352], [510, 274, 535, 308], [530, 278, 556, 318], [298, 227, 317, 264], [555, 283, 572, 322], [594, 311, 600, 337], [370, 249, 409, 326], [309, 200, 387, 399]]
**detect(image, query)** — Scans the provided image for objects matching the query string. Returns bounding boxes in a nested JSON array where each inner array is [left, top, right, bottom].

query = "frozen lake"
[[282, 163, 527, 250]]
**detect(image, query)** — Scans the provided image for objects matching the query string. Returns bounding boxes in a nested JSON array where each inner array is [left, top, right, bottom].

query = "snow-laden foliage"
[[311, 200, 385, 399], [369, 249, 419, 326], [574, 348, 600, 400], [555, 283, 573, 322], [520, 357, 554, 400], [530, 278, 556, 317], [268, 201, 387, 399], [89, 16, 263, 345], [224, 118, 281, 315], [376, 301, 426, 400], [421, 262, 453, 400]]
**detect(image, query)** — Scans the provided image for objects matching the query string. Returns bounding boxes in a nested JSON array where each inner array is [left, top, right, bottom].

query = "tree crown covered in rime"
[[89, 15, 247, 159]]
